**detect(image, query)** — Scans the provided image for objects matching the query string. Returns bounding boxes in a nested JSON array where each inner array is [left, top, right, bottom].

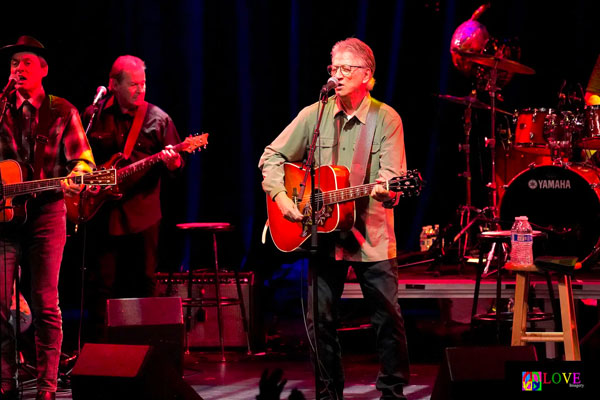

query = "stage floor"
[[15, 261, 600, 399], [344, 262, 600, 300], [19, 352, 438, 400]]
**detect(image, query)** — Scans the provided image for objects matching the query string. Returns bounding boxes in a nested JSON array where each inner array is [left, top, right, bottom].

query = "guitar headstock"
[[83, 168, 117, 186], [181, 133, 209, 153], [388, 170, 423, 197]]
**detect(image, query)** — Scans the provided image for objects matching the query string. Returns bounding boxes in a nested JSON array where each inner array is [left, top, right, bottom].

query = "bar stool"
[[506, 261, 581, 360], [471, 230, 554, 340], [176, 222, 251, 361]]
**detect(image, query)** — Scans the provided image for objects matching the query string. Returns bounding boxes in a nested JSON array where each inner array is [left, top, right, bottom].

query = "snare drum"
[[578, 105, 600, 149], [514, 108, 550, 154]]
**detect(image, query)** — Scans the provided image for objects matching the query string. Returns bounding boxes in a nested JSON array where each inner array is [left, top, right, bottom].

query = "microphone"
[[321, 77, 339, 94], [1, 77, 17, 100], [92, 86, 107, 106]]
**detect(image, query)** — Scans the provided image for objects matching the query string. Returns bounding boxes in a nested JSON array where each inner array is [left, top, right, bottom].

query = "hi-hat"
[[452, 50, 535, 75], [437, 94, 513, 116]]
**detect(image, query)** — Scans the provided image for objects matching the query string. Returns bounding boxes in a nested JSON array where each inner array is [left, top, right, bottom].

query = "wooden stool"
[[471, 231, 550, 329], [506, 262, 581, 360], [176, 222, 251, 361]]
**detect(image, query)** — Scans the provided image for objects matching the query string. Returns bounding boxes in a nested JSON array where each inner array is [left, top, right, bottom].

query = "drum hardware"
[[454, 49, 536, 76], [435, 90, 490, 263], [444, 6, 542, 269], [451, 12, 536, 215], [437, 93, 513, 116], [578, 104, 600, 149], [551, 156, 567, 166], [437, 88, 517, 261]]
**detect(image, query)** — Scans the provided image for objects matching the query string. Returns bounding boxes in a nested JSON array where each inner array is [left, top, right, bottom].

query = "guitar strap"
[[32, 95, 52, 179], [122, 100, 148, 160], [349, 97, 381, 187]]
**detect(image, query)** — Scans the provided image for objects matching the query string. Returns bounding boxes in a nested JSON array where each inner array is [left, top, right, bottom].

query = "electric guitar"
[[266, 162, 423, 252], [0, 160, 116, 224], [65, 133, 208, 224]]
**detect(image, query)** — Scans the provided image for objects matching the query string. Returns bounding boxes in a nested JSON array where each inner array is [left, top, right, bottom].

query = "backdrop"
[[2, 0, 599, 281]]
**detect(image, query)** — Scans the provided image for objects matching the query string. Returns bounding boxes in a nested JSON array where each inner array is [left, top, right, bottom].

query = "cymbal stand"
[[428, 92, 482, 274], [455, 91, 478, 262], [484, 63, 501, 222], [479, 64, 505, 275]]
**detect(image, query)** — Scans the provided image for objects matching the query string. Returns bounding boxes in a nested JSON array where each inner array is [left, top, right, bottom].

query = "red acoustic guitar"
[[65, 133, 208, 224], [266, 162, 423, 252]]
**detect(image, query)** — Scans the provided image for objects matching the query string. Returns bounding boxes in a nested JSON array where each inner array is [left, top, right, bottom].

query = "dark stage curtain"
[[1, 0, 599, 277]]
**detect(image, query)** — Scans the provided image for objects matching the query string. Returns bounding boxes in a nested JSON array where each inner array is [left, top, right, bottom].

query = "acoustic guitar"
[[266, 162, 423, 252], [0, 159, 116, 224]]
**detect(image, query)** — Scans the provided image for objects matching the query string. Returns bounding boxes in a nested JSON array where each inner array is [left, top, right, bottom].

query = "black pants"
[[85, 221, 160, 341], [307, 258, 410, 399]]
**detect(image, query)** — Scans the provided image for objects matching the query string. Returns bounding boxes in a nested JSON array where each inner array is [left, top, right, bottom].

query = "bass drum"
[[495, 145, 551, 201], [499, 163, 600, 263]]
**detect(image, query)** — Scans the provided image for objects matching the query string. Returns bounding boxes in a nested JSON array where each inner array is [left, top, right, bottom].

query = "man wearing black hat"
[[0, 36, 95, 400]]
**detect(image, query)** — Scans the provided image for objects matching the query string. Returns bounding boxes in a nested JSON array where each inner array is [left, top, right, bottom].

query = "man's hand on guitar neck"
[[61, 162, 92, 197], [160, 145, 182, 171], [274, 192, 304, 222], [370, 181, 395, 203]]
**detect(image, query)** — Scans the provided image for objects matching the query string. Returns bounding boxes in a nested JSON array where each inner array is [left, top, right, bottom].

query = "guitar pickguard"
[[300, 203, 334, 238]]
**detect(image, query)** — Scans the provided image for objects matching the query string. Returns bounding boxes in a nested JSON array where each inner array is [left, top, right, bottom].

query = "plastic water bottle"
[[510, 216, 534, 265]]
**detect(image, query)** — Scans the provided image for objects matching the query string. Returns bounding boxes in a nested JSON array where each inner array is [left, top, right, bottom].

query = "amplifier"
[[154, 272, 254, 348]]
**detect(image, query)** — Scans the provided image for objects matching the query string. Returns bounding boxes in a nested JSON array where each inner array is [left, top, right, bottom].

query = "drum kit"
[[437, 4, 600, 267]]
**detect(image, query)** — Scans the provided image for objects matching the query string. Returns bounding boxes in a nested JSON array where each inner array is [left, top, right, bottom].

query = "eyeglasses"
[[327, 64, 368, 77]]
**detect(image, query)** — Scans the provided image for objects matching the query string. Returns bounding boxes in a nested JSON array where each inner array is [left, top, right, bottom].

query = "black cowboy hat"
[[0, 35, 48, 60]]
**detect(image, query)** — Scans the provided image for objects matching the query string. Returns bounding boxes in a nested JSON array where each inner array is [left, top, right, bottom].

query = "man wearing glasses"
[[259, 38, 409, 400]]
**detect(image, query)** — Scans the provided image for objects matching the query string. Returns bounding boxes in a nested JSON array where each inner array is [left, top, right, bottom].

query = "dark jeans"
[[307, 258, 410, 399], [0, 199, 66, 392]]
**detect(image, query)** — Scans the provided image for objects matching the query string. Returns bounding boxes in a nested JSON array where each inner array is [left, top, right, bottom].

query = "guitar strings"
[[295, 175, 418, 204]]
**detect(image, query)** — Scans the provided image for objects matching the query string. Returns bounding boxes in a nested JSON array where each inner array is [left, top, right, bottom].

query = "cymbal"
[[437, 94, 513, 116], [452, 50, 535, 75]]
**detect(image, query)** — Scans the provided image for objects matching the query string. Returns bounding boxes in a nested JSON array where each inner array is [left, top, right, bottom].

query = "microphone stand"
[[67, 102, 103, 370], [0, 93, 11, 126], [302, 88, 330, 399]]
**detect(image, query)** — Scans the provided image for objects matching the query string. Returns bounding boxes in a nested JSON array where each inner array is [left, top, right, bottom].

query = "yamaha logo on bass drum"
[[528, 179, 572, 190]]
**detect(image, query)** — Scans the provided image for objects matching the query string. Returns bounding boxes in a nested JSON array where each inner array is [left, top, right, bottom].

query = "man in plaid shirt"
[[0, 36, 95, 400]]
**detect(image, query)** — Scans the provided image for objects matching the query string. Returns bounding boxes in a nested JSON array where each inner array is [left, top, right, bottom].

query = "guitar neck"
[[117, 141, 186, 182], [118, 153, 162, 181], [3, 176, 83, 197], [322, 182, 377, 205]]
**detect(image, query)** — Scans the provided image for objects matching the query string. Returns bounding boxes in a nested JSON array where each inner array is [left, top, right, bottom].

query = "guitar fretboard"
[[3, 176, 83, 197], [321, 182, 378, 205], [117, 141, 188, 182]]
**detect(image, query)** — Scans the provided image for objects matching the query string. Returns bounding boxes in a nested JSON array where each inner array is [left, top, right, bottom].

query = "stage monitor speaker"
[[106, 297, 184, 375], [71, 343, 202, 400], [430, 345, 537, 400], [155, 272, 255, 348]]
